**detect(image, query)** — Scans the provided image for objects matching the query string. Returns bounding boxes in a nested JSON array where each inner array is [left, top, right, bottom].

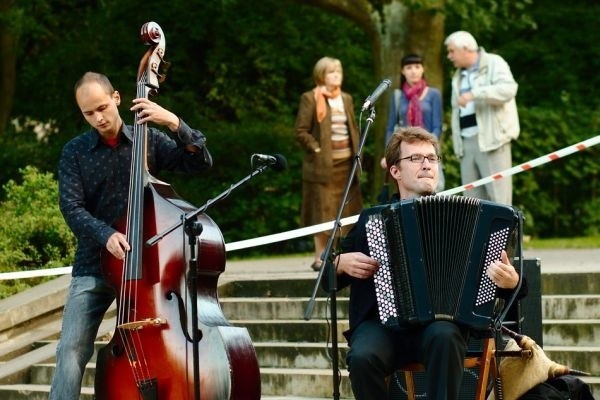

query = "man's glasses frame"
[[398, 154, 441, 164]]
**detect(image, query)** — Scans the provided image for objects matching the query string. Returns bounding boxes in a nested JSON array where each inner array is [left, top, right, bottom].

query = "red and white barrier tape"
[[226, 134, 600, 251], [2, 135, 598, 280], [439, 135, 600, 196]]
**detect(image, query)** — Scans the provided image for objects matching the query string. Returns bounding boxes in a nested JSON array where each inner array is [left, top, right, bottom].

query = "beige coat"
[[295, 90, 360, 183], [295, 89, 363, 227], [450, 48, 520, 157]]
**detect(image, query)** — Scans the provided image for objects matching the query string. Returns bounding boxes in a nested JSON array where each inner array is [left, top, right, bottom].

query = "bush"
[[0, 166, 76, 299], [161, 117, 313, 257]]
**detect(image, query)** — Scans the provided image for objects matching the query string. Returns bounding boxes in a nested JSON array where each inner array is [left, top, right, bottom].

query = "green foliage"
[[0, 166, 76, 299], [160, 116, 312, 256], [511, 104, 600, 237], [0, 0, 598, 271]]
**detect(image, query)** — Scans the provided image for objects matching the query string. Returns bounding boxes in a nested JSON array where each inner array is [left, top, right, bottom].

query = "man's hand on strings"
[[106, 232, 130, 260], [131, 98, 180, 132]]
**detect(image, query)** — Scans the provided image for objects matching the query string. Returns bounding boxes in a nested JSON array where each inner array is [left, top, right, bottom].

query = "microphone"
[[361, 78, 392, 111], [252, 153, 288, 171]]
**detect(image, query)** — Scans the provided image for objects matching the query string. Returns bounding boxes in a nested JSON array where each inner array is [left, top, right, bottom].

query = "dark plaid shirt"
[[58, 120, 212, 276]]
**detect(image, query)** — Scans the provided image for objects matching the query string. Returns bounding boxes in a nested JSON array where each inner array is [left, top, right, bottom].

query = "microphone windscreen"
[[272, 154, 288, 171]]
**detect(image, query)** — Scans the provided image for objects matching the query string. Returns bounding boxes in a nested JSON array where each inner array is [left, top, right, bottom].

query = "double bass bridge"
[[118, 318, 167, 331]]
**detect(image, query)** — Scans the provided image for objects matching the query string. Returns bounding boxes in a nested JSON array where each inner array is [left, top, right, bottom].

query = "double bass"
[[95, 22, 261, 399]]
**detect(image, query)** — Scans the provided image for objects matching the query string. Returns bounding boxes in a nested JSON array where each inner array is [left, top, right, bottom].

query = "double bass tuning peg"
[[158, 60, 171, 84]]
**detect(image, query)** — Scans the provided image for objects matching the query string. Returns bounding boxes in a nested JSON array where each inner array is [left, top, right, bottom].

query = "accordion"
[[366, 195, 521, 331]]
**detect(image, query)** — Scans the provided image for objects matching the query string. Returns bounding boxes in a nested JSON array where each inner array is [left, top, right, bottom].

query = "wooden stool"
[[398, 337, 497, 400]]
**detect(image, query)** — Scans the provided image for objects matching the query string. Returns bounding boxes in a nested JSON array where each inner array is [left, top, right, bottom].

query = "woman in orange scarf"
[[295, 57, 363, 271]]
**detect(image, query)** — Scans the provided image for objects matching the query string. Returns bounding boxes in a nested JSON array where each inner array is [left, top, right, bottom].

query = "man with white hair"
[[445, 31, 520, 205]]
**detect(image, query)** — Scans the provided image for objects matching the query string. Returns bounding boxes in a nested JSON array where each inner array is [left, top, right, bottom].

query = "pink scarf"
[[314, 86, 341, 123], [402, 79, 427, 127]]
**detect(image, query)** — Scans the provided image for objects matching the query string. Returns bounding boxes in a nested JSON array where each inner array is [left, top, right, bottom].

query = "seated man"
[[326, 126, 524, 400]]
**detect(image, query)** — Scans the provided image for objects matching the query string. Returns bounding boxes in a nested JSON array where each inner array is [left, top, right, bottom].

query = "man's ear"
[[389, 164, 402, 180], [113, 91, 121, 106]]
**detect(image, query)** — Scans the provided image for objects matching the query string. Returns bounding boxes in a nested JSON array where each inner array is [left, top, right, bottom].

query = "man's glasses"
[[398, 154, 441, 164]]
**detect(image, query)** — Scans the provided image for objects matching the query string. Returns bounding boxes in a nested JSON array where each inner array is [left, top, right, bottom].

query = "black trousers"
[[347, 319, 469, 400]]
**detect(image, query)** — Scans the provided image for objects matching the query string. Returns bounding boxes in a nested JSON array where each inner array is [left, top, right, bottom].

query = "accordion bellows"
[[366, 195, 520, 331]]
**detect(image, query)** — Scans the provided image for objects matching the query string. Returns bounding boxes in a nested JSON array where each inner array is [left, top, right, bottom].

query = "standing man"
[[445, 31, 520, 205], [50, 71, 213, 400]]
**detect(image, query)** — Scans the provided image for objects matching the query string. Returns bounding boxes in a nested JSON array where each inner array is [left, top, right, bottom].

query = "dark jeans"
[[347, 319, 469, 400]]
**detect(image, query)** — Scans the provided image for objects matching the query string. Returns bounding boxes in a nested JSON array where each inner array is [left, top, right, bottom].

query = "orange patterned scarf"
[[314, 86, 341, 123]]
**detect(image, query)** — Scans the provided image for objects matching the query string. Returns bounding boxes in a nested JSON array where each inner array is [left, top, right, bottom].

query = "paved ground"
[[222, 248, 600, 279]]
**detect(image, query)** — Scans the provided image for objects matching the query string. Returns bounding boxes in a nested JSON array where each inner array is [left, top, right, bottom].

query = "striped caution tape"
[[438, 134, 600, 196], [1, 135, 598, 280]]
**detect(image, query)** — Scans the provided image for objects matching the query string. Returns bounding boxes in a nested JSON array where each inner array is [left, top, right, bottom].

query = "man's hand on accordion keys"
[[486, 250, 519, 289], [335, 252, 380, 279]]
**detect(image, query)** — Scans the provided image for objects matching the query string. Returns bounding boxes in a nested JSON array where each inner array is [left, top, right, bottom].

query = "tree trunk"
[[0, 0, 18, 137], [293, 0, 445, 200]]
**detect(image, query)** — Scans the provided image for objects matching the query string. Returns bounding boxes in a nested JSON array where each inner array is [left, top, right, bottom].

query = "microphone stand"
[[146, 162, 274, 400], [146, 162, 273, 247], [304, 106, 377, 400]]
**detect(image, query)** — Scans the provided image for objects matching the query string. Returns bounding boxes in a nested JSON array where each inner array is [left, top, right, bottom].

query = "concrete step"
[[0, 254, 597, 399], [542, 319, 600, 347], [0, 383, 354, 400], [217, 270, 600, 297], [220, 297, 350, 320], [232, 319, 350, 343], [219, 278, 329, 298], [544, 345, 600, 376], [221, 294, 599, 322], [26, 362, 355, 399], [260, 367, 352, 398], [253, 342, 348, 370], [0, 384, 93, 400], [542, 294, 600, 319], [542, 272, 599, 295]]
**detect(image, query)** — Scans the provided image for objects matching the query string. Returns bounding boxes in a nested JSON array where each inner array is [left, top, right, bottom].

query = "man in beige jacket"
[[446, 31, 520, 205]]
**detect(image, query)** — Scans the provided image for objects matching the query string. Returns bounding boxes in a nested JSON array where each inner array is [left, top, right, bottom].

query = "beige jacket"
[[450, 48, 520, 157]]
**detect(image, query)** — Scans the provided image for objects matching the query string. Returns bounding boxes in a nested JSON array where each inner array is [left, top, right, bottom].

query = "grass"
[[524, 235, 600, 249]]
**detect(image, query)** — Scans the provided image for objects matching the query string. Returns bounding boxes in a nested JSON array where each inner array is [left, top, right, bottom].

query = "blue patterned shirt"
[[58, 120, 212, 276]]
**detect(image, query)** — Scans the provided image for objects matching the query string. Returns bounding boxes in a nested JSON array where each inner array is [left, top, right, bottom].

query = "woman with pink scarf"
[[382, 54, 444, 193]]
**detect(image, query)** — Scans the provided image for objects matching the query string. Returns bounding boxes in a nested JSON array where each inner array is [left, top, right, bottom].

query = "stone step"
[[253, 342, 348, 370], [260, 367, 353, 399], [0, 254, 597, 399], [232, 319, 350, 343], [542, 295, 600, 319], [1, 380, 598, 400], [26, 362, 356, 399], [0, 384, 354, 400], [220, 294, 600, 322], [217, 271, 600, 298], [28, 339, 598, 383], [218, 278, 335, 298], [0, 384, 93, 400], [220, 297, 349, 320], [542, 272, 599, 295], [542, 319, 600, 347], [544, 345, 600, 376]]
